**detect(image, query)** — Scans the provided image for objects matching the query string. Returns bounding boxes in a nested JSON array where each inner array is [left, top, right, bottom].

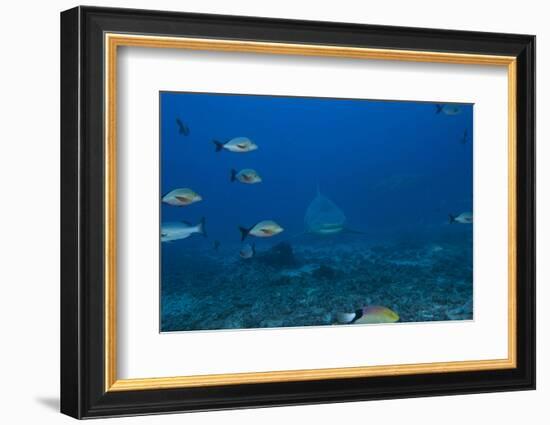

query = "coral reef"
[[257, 241, 297, 268], [312, 264, 336, 280], [161, 234, 473, 332]]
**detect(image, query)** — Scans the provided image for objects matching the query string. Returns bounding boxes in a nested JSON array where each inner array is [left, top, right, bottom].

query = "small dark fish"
[[213, 240, 221, 251], [176, 118, 190, 136], [460, 129, 468, 144]]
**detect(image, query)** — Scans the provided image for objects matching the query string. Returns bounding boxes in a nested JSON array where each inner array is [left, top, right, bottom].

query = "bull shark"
[[303, 186, 364, 236]]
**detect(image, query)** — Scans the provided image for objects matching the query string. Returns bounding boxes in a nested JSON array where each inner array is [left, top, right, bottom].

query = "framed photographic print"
[[60, 6, 535, 419]]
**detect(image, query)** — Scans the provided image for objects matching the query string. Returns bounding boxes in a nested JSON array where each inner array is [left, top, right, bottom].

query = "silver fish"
[[161, 217, 207, 242], [239, 243, 256, 259], [213, 137, 258, 153], [436, 104, 462, 115], [449, 212, 473, 224], [239, 220, 284, 241], [230, 168, 262, 184], [162, 188, 202, 206]]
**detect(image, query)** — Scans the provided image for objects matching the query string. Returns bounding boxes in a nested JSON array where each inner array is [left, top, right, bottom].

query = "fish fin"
[[198, 217, 207, 237], [436, 104, 443, 114], [176, 118, 183, 133], [230, 169, 237, 182], [336, 311, 360, 324], [239, 226, 250, 241], [213, 140, 224, 152], [449, 214, 456, 224]]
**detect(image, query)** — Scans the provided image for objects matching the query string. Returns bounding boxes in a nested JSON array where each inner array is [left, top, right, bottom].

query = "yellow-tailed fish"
[[336, 305, 399, 325], [162, 188, 202, 206], [239, 220, 284, 241]]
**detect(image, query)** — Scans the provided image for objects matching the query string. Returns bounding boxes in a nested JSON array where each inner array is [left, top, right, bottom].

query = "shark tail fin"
[[230, 169, 237, 182], [449, 214, 456, 224]]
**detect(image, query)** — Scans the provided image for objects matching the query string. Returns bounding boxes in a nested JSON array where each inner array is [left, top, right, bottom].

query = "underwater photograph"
[[160, 91, 473, 332]]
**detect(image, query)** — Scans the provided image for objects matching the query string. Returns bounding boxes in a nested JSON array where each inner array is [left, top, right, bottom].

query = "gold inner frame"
[[104, 33, 517, 392]]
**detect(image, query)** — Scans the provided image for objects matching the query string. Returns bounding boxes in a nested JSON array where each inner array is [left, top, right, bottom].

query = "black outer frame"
[[60, 6, 535, 419]]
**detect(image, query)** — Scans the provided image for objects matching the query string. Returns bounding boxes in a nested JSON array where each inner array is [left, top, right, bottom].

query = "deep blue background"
[[160, 92, 473, 246]]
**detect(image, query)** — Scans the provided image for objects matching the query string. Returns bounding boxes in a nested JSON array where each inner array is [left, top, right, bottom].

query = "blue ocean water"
[[160, 92, 473, 332]]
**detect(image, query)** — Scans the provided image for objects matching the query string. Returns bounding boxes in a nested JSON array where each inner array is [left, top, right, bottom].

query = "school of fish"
[[162, 104, 472, 326]]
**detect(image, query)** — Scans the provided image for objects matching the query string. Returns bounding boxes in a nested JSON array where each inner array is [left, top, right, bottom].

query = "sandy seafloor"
[[160, 231, 473, 332]]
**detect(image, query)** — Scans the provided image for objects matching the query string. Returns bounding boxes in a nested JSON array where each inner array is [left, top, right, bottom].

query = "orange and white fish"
[[162, 188, 202, 206], [230, 168, 262, 184], [238, 220, 284, 241], [336, 305, 399, 325], [213, 137, 258, 153]]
